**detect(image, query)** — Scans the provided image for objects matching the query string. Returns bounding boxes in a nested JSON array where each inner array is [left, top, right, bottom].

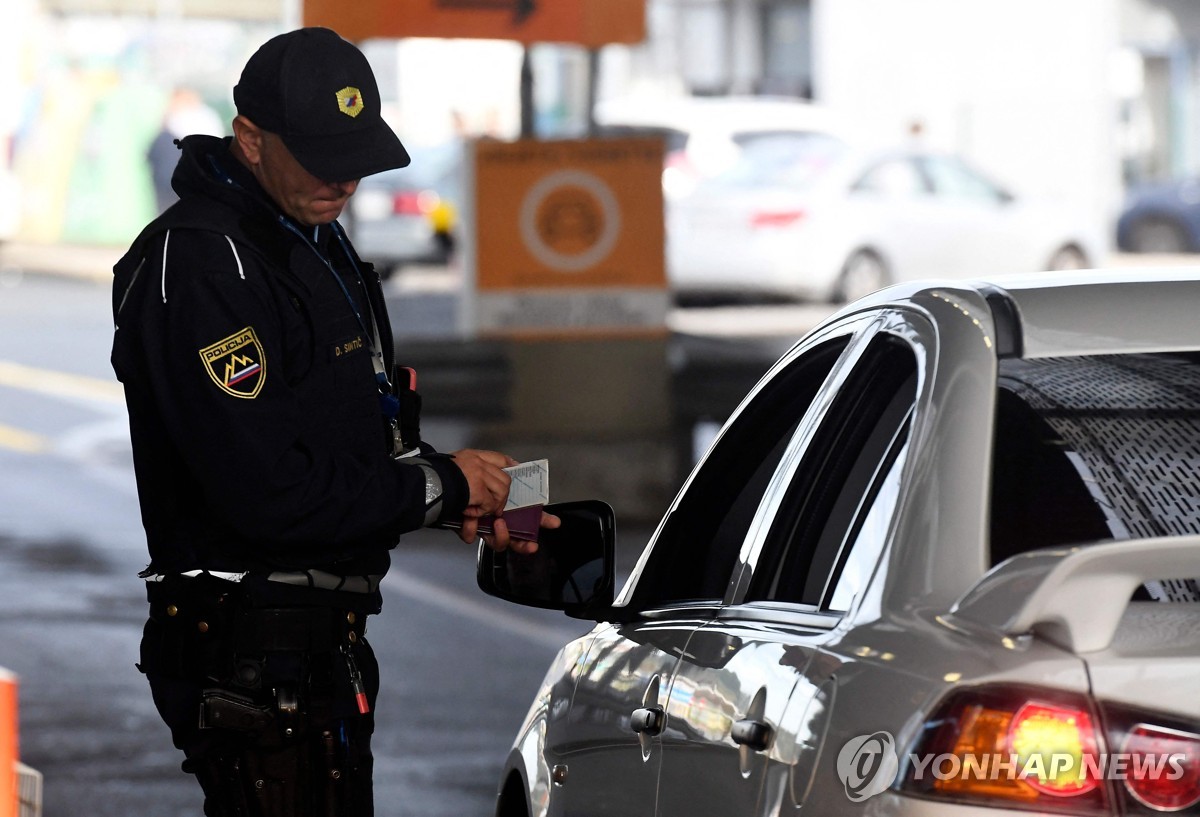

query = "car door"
[[655, 313, 926, 817], [555, 617, 704, 817], [557, 325, 858, 817]]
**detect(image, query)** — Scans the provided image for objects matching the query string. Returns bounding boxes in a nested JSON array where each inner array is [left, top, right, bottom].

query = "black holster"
[[141, 576, 377, 816]]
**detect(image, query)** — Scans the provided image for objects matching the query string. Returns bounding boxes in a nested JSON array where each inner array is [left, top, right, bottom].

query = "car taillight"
[[663, 150, 699, 199], [903, 685, 1109, 814], [664, 149, 694, 175], [1010, 702, 1101, 797], [392, 190, 440, 216], [906, 687, 1200, 814], [749, 209, 806, 229], [1122, 725, 1200, 811]]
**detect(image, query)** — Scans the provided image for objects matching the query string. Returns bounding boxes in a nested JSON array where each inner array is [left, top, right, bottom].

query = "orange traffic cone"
[[0, 667, 16, 817]]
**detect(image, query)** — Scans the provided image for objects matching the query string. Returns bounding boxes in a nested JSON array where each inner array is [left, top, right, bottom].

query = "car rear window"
[[705, 133, 846, 189], [594, 125, 688, 154], [990, 353, 1200, 598], [359, 143, 462, 190]]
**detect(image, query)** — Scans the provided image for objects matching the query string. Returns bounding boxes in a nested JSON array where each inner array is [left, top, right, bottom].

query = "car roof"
[[837, 268, 1200, 359], [997, 269, 1200, 357]]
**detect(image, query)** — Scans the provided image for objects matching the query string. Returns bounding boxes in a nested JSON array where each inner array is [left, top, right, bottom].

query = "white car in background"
[[594, 95, 854, 200], [478, 269, 1200, 817], [668, 137, 1103, 303]]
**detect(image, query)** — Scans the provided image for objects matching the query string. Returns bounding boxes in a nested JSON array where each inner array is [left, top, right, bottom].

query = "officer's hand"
[[450, 448, 515, 516], [449, 448, 514, 546]]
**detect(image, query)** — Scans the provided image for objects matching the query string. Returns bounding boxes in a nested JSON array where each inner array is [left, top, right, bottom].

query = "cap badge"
[[336, 86, 365, 118]]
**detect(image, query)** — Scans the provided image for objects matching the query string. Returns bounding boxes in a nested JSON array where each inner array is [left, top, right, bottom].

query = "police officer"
[[111, 27, 551, 817]]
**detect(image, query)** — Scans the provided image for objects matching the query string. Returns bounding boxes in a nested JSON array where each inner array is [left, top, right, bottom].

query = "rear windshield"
[[359, 142, 462, 190], [990, 353, 1200, 596]]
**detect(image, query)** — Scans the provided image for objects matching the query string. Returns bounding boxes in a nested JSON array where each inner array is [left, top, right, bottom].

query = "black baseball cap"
[[233, 27, 411, 182]]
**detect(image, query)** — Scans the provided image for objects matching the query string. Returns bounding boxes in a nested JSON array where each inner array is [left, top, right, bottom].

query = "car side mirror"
[[476, 499, 616, 620]]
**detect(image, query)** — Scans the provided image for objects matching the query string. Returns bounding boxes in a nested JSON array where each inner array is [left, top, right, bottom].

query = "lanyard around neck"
[[205, 152, 391, 387], [278, 217, 389, 384]]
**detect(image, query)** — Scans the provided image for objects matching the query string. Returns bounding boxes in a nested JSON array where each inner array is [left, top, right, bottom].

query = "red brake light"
[[392, 192, 422, 215], [392, 190, 440, 216], [1122, 724, 1200, 811], [664, 149, 694, 174], [903, 686, 1108, 812], [1009, 702, 1101, 797], [905, 687, 1200, 814], [750, 209, 806, 229]]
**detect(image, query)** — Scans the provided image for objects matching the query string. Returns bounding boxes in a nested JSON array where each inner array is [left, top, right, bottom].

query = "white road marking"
[[0, 360, 126, 454], [0, 360, 124, 406], [0, 423, 48, 454]]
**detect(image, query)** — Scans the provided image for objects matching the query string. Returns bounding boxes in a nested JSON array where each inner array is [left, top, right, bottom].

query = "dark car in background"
[[1116, 177, 1200, 253], [347, 141, 463, 278]]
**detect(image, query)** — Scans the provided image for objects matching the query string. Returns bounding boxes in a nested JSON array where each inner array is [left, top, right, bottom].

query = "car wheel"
[[833, 249, 889, 303], [1045, 244, 1090, 271], [434, 230, 455, 263], [1127, 218, 1190, 254]]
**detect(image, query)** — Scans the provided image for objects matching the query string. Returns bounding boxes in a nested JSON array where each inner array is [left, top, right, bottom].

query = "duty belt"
[[232, 606, 367, 653], [147, 581, 370, 653], [143, 568, 383, 594]]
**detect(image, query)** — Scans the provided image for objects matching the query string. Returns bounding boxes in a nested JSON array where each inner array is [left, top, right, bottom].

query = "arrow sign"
[[435, 0, 537, 26]]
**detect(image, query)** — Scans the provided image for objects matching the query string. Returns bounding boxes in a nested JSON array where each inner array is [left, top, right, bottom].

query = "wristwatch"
[[417, 463, 444, 526]]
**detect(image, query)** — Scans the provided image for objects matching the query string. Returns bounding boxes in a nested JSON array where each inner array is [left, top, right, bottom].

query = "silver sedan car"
[[479, 269, 1200, 817]]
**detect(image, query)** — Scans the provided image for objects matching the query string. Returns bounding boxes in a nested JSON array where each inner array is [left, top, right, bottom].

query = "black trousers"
[[139, 577, 381, 817]]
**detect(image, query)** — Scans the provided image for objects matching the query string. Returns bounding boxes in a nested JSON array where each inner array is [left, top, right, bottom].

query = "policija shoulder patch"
[[198, 327, 265, 399]]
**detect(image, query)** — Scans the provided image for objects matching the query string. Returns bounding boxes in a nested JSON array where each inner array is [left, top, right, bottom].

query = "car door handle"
[[731, 718, 773, 752], [630, 706, 665, 736]]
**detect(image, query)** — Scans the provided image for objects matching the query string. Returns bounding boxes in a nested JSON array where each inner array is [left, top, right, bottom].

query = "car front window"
[[748, 333, 918, 609], [919, 156, 1008, 203], [629, 336, 851, 609], [853, 158, 928, 197], [826, 436, 909, 612]]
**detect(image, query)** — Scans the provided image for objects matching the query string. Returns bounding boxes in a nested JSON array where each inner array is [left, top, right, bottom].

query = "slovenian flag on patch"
[[227, 361, 261, 386]]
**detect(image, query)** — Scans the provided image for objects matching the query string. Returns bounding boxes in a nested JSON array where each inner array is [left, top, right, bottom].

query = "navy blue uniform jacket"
[[111, 135, 468, 596]]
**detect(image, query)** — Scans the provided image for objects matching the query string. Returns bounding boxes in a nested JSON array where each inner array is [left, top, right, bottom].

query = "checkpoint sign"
[[303, 0, 645, 47], [468, 137, 666, 337]]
